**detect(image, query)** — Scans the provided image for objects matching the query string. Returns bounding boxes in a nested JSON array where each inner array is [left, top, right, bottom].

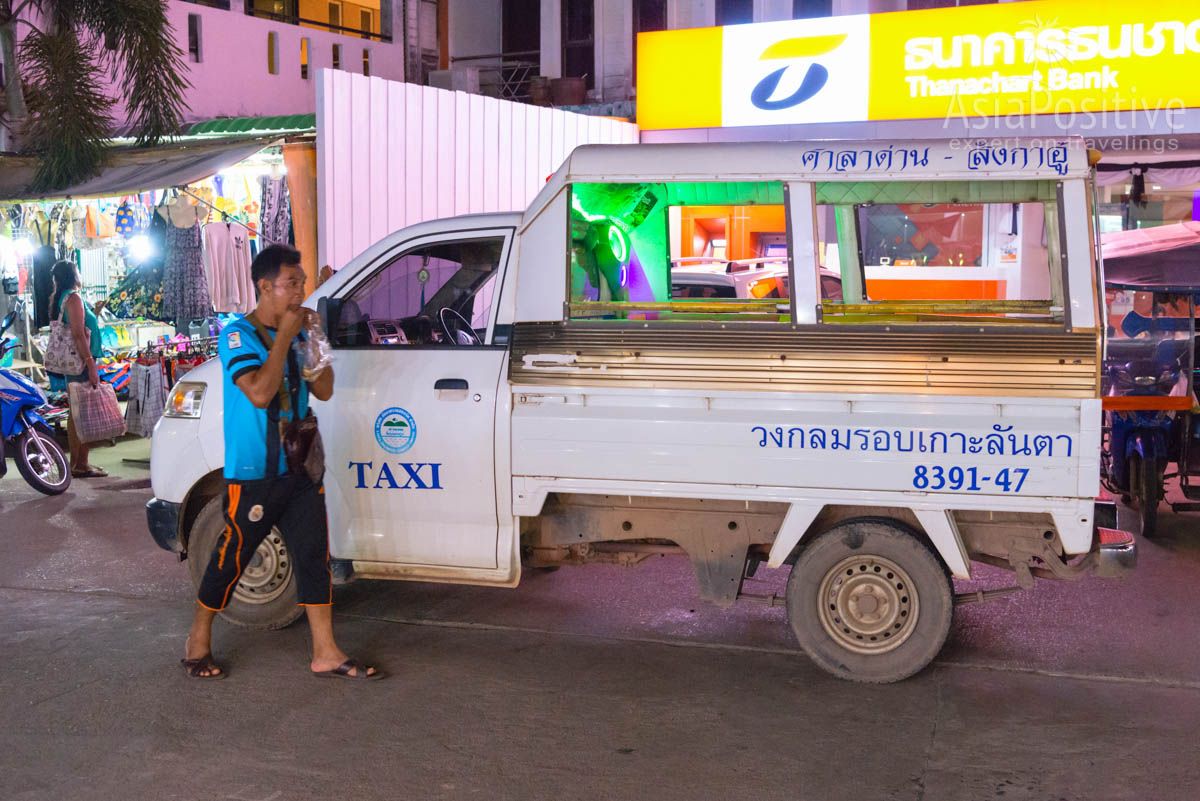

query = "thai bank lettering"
[[905, 21, 1200, 71], [348, 461, 444, 490], [751, 34, 848, 112]]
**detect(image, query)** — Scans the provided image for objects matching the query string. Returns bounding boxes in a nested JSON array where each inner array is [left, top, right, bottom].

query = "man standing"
[[181, 244, 382, 681]]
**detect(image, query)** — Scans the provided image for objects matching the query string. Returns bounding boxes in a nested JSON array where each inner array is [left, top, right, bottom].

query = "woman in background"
[[49, 260, 107, 478]]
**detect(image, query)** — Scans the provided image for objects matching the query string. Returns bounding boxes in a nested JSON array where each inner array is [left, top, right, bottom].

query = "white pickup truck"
[[148, 138, 1134, 683]]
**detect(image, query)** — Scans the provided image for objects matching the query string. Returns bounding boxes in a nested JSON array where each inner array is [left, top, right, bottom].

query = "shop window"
[[816, 180, 1065, 326], [187, 14, 203, 63], [567, 181, 791, 323], [716, 0, 754, 25], [362, 48, 371, 76], [246, 0, 386, 41], [793, 0, 832, 18], [633, 0, 667, 83], [907, 0, 997, 8], [267, 32, 280, 75], [300, 37, 310, 79], [332, 43, 342, 69], [562, 0, 595, 90], [331, 238, 505, 348]]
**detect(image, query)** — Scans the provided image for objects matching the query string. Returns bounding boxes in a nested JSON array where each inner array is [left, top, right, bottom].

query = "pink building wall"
[[111, 0, 407, 125]]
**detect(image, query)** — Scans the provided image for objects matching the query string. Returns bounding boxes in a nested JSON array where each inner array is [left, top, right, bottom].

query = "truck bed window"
[[567, 181, 791, 323], [816, 180, 1066, 326]]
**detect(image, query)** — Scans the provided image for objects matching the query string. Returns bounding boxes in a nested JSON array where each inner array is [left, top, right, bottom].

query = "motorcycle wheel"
[[13, 427, 71, 495], [1132, 454, 1161, 539]]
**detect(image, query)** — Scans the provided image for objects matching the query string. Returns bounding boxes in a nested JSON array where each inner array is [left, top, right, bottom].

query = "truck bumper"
[[1091, 500, 1136, 578], [146, 498, 183, 553], [1094, 527, 1137, 577]]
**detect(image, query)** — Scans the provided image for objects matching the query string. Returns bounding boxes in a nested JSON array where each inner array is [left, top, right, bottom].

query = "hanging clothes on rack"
[[32, 245, 57, 329], [54, 204, 72, 259], [203, 220, 256, 313], [29, 209, 54, 248], [106, 210, 168, 321], [125, 360, 169, 438], [125, 336, 218, 437], [259, 174, 292, 246], [160, 204, 212, 328]]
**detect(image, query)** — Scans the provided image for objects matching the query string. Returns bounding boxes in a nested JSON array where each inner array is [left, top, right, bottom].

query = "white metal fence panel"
[[316, 70, 638, 270]]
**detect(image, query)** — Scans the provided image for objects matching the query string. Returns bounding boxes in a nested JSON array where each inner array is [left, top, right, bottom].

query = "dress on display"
[[203, 222, 256, 313], [259, 175, 292, 246], [161, 219, 212, 326], [105, 212, 167, 321], [32, 245, 57, 329]]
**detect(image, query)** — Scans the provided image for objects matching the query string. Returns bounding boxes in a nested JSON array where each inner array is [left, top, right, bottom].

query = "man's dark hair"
[[251, 244, 303, 285]]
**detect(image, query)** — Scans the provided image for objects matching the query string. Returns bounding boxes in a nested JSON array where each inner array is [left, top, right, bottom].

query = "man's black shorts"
[[197, 474, 332, 611]]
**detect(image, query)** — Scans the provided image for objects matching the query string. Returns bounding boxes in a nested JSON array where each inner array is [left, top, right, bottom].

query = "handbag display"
[[68, 381, 127, 444], [44, 301, 84, 376]]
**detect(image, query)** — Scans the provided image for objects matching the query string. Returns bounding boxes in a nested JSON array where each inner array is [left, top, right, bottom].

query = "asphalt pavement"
[[1, 437, 1198, 801]]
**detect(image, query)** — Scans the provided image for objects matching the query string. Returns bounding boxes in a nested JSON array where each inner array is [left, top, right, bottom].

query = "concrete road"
[[1, 439, 1199, 801]]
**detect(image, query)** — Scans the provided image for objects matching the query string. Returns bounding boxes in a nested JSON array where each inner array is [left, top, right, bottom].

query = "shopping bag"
[[44, 306, 84, 376], [68, 381, 127, 443]]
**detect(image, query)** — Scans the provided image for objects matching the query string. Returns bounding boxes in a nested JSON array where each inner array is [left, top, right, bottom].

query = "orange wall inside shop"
[[681, 206, 786, 261], [867, 279, 1006, 300]]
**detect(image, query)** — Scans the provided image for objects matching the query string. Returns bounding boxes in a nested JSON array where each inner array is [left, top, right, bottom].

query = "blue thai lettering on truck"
[[348, 461, 444, 490], [751, 423, 1073, 458]]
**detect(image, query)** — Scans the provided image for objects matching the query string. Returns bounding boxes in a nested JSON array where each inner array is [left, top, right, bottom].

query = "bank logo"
[[374, 407, 417, 454], [750, 34, 847, 111], [722, 16, 870, 127]]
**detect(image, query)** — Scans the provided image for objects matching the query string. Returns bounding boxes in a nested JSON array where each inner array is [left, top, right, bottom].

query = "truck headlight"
[[164, 382, 206, 418]]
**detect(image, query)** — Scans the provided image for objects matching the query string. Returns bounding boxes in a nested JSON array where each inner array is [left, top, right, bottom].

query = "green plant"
[[0, 0, 189, 191]]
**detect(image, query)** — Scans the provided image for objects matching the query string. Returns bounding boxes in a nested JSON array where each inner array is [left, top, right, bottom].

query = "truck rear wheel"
[[786, 519, 952, 683], [186, 496, 304, 630]]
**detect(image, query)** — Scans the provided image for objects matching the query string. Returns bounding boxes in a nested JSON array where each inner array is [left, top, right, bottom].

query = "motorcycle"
[[1103, 329, 1190, 538], [0, 302, 71, 495]]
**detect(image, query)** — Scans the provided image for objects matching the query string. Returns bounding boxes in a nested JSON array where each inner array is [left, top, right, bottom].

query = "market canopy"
[[0, 136, 277, 202], [1102, 221, 1200, 290]]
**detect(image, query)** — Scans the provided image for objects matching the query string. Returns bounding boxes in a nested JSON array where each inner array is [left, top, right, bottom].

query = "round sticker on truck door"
[[375, 407, 417, 454]]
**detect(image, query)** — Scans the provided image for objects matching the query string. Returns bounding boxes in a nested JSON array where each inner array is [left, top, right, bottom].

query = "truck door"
[[318, 231, 513, 569]]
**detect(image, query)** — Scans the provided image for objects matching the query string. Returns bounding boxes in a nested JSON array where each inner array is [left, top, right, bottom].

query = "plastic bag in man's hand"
[[299, 314, 334, 381]]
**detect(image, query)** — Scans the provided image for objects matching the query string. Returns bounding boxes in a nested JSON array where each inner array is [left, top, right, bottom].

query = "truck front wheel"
[[786, 519, 953, 683], [186, 496, 304, 630]]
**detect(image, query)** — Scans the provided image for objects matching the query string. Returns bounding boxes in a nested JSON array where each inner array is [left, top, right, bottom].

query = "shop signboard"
[[637, 0, 1200, 130]]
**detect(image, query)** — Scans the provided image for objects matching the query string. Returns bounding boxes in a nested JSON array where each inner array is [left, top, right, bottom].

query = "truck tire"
[[186, 496, 304, 630], [786, 519, 953, 684]]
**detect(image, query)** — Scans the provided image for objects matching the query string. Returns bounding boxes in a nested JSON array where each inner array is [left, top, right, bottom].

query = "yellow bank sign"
[[636, 0, 1200, 130]]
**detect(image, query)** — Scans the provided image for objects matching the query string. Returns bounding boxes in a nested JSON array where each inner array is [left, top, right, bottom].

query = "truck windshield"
[[332, 237, 505, 346]]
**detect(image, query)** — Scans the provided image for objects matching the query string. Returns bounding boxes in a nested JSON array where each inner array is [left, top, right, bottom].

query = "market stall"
[[0, 138, 304, 438]]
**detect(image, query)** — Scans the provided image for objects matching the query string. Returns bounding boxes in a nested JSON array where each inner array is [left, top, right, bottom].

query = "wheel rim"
[[817, 554, 919, 655], [233, 530, 293, 605], [22, 434, 67, 488]]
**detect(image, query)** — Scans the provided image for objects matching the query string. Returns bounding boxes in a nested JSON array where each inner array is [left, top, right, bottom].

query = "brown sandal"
[[312, 658, 384, 681], [181, 654, 226, 679], [71, 466, 109, 478]]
